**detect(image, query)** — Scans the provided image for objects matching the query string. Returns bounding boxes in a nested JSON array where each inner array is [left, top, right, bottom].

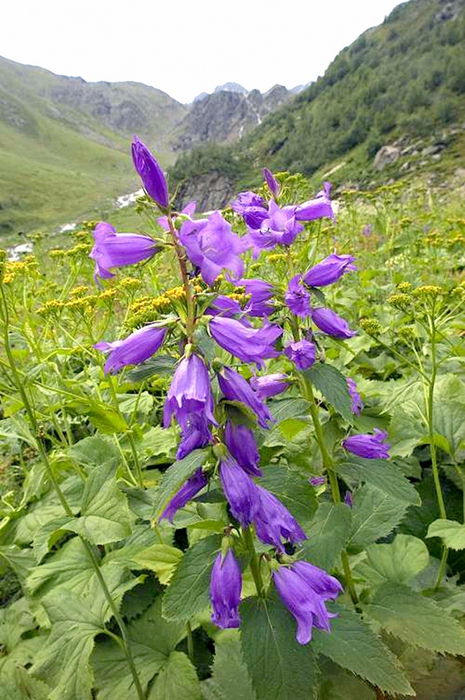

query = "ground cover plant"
[[1, 139, 465, 699]]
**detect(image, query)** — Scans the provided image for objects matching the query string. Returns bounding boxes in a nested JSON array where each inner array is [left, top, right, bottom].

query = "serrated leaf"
[[349, 484, 409, 549], [258, 466, 318, 527], [301, 503, 352, 569], [364, 582, 465, 654], [69, 436, 120, 470], [69, 400, 128, 434], [336, 457, 420, 505], [0, 545, 35, 582], [0, 597, 36, 652], [148, 651, 201, 700], [139, 426, 177, 464], [269, 398, 310, 423], [205, 633, 256, 700], [133, 544, 183, 584], [163, 535, 221, 621], [152, 449, 209, 519], [355, 534, 429, 587], [427, 519, 465, 550], [241, 594, 318, 700], [312, 605, 414, 696], [305, 364, 353, 421], [433, 401, 465, 456], [318, 659, 376, 700], [126, 354, 177, 381]]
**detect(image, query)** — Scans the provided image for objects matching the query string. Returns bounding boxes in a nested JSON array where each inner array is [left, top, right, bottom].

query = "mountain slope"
[[171, 0, 465, 201]]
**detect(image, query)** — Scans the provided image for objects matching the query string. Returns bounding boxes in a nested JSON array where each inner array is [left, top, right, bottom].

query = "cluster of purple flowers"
[[89, 138, 392, 645]]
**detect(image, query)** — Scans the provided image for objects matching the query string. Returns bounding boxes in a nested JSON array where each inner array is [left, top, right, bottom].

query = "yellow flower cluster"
[[69, 285, 89, 297], [359, 318, 382, 335], [387, 293, 412, 309], [2, 257, 38, 284]]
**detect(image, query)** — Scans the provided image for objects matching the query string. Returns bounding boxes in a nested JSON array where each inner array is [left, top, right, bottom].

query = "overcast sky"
[[1, 0, 402, 104]]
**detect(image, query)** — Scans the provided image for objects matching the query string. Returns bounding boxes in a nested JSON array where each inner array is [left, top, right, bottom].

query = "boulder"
[[374, 145, 401, 171]]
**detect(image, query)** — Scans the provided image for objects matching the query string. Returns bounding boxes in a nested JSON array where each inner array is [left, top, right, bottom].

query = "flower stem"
[[243, 526, 265, 597], [167, 215, 196, 342], [186, 621, 195, 663]]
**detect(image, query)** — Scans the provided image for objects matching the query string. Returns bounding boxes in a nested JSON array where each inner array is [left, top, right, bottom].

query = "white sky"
[[1, 0, 402, 104]]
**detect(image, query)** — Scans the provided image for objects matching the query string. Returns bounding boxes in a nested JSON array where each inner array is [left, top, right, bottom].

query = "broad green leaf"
[[278, 418, 308, 440], [152, 449, 209, 519], [203, 633, 256, 700], [14, 505, 66, 547], [69, 435, 120, 470], [133, 544, 183, 584], [119, 392, 154, 417], [312, 605, 414, 696], [163, 535, 221, 621], [336, 457, 420, 505], [0, 545, 35, 582], [1, 663, 50, 700], [69, 399, 128, 434], [349, 484, 409, 549], [139, 426, 177, 464], [433, 401, 465, 456], [318, 659, 376, 700], [364, 582, 465, 654], [241, 594, 318, 700], [355, 534, 429, 586], [305, 363, 353, 421], [389, 407, 426, 458], [269, 398, 310, 423], [92, 598, 186, 700], [31, 589, 104, 700], [427, 519, 465, 550], [126, 354, 177, 381], [258, 466, 318, 527], [301, 503, 352, 569], [0, 597, 36, 652], [148, 651, 201, 700]]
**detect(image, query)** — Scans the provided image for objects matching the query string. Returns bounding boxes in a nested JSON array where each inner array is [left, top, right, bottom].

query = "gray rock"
[[374, 145, 401, 170]]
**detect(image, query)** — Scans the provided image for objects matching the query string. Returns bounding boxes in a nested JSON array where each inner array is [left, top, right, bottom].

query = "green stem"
[[108, 376, 144, 488], [167, 215, 196, 342], [243, 526, 264, 597], [186, 621, 195, 664]]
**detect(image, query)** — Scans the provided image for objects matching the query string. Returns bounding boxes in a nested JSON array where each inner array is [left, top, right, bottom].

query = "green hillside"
[[0, 57, 186, 236], [171, 0, 465, 195]]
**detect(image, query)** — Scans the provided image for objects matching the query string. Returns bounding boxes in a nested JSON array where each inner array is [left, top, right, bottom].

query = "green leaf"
[[258, 466, 318, 527], [133, 544, 183, 584], [152, 449, 209, 519], [364, 582, 465, 654], [0, 545, 35, 582], [0, 597, 36, 652], [301, 503, 352, 569], [204, 633, 256, 700], [355, 534, 429, 586], [126, 354, 177, 381], [69, 436, 120, 470], [163, 535, 221, 621], [139, 426, 177, 464], [427, 519, 465, 550], [305, 364, 353, 421], [148, 651, 201, 700], [349, 484, 409, 549], [433, 401, 465, 456], [69, 400, 128, 434], [312, 605, 414, 696], [241, 594, 318, 700], [269, 398, 310, 423], [317, 660, 376, 700], [31, 589, 104, 700], [278, 418, 309, 440], [336, 457, 420, 505]]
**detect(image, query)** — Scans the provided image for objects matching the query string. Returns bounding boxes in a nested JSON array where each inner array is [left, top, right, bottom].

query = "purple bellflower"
[[344, 491, 354, 507], [158, 201, 196, 231], [217, 366, 273, 429], [247, 200, 304, 254], [132, 136, 169, 209], [284, 339, 317, 370], [234, 278, 275, 317], [164, 353, 216, 429], [179, 211, 248, 285], [311, 308, 356, 339], [224, 421, 262, 477], [294, 182, 334, 222], [207, 295, 245, 319], [346, 377, 363, 416], [220, 456, 260, 527], [292, 561, 343, 599], [310, 476, 326, 487], [177, 413, 213, 460], [210, 550, 242, 629], [285, 275, 312, 317], [250, 373, 290, 401], [95, 325, 167, 374], [342, 429, 390, 459], [263, 168, 280, 198], [303, 254, 357, 287], [231, 190, 265, 213], [159, 468, 208, 522], [253, 486, 307, 552], [210, 316, 282, 368], [273, 561, 341, 644], [90, 222, 159, 282]]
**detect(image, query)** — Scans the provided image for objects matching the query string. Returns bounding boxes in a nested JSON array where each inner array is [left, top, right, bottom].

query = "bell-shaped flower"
[[179, 211, 248, 286], [90, 222, 159, 282], [207, 295, 244, 319], [346, 377, 363, 416], [231, 190, 265, 213], [217, 366, 273, 429], [224, 421, 262, 476], [234, 278, 275, 317], [273, 561, 341, 644], [285, 275, 312, 317], [311, 307, 356, 339], [158, 201, 196, 231], [177, 413, 213, 460], [95, 325, 167, 374], [159, 468, 208, 522], [303, 254, 356, 287], [210, 316, 282, 369], [210, 550, 242, 629], [132, 136, 169, 209], [247, 200, 304, 254], [292, 561, 343, 599], [250, 373, 290, 401], [253, 486, 307, 552], [294, 182, 335, 222], [263, 168, 280, 198], [284, 339, 316, 370], [342, 429, 390, 459], [164, 353, 216, 429], [220, 456, 260, 527]]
